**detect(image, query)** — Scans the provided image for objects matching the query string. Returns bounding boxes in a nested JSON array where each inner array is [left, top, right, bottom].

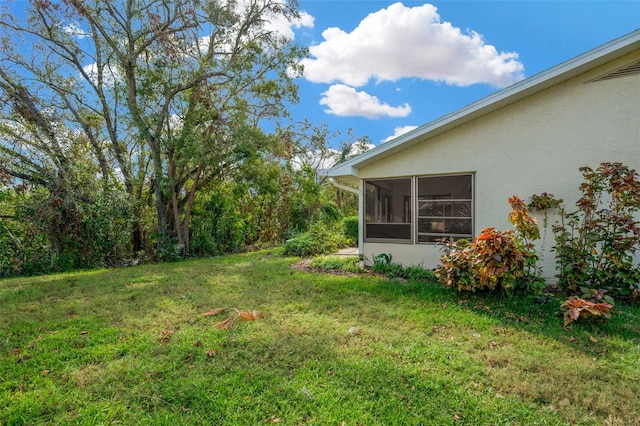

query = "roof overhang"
[[325, 29, 640, 180]]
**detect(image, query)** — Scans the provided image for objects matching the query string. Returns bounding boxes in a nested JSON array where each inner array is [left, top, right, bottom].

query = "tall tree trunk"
[[132, 220, 143, 254], [180, 165, 203, 255], [151, 137, 169, 256], [168, 154, 184, 254], [170, 183, 184, 252]]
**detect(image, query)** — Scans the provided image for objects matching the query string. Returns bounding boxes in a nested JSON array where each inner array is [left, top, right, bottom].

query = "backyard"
[[1, 250, 639, 425]]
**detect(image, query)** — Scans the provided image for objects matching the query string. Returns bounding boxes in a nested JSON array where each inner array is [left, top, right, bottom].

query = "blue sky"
[[289, 1, 640, 148], [2, 0, 638, 152]]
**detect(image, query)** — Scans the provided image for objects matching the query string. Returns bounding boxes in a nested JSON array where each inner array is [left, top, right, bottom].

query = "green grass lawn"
[[1, 251, 639, 425]]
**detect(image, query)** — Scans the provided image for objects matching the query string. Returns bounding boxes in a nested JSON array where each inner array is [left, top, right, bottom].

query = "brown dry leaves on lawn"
[[201, 308, 260, 335]]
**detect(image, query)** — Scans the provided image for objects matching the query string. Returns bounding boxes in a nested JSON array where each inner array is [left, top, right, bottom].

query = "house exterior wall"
[[359, 51, 640, 278]]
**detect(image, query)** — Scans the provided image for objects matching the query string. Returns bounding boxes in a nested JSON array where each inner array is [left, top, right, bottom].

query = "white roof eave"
[[325, 29, 640, 179]]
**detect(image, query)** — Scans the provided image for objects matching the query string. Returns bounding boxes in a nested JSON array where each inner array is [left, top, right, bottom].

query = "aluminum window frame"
[[363, 173, 474, 245], [363, 177, 414, 244], [416, 173, 474, 244]]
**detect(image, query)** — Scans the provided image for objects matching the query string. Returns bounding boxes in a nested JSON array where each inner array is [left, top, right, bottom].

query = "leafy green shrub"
[[372, 253, 392, 266], [320, 202, 343, 224], [528, 192, 563, 228], [310, 255, 364, 273], [190, 191, 251, 256], [342, 216, 359, 244], [435, 196, 542, 294], [372, 253, 405, 278], [371, 253, 436, 282], [0, 184, 135, 276], [403, 264, 437, 282], [579, 287, 615, 306], [282, 233, 323, 257], [533, 162, 640, 299], [282, 223, 347, 257]]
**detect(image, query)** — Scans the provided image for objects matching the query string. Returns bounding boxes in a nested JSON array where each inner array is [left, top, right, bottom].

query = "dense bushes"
[[297, 162, 638, 329], [435, 196, 542, 295], [343, 216, 359, 245], [282, 223, 347, 257], [0, 185, 135, 277], [282, 204, 352, 257], [535, 162, 640, 300], [0, 150, 355, 276], [283, 209, 360, 257], [529, 163, 640, 325], [432, 162, 639, 326]]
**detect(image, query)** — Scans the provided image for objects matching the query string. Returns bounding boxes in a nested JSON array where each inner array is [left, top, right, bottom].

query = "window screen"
[[364, 178, 412, 241], [417, 175, 473, 242]]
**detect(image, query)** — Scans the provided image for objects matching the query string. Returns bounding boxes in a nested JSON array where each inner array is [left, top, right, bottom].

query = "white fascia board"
[[323, 162, 359, 179], [325, 29, 640, 178]]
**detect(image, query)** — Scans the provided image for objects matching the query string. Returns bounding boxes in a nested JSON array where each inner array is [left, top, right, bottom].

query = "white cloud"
[[196, 1, 313, 57], [82, 63, 120, 87], [382, 125, 418, 143], [263, 9, 315, 40], [320, 84, 411, 119], [63, 22, 90, 39], [301, 2, 524, 88], [293, 141, 374, 172], [349, 141, 374, 156], [292, 148, 337, 171], [232, 0, 314, 41]]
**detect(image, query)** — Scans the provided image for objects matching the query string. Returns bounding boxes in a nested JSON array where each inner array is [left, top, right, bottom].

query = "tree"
[[0, 66, 113, 269], [0, 0, 307, 258], [276, 119, 370, 218]]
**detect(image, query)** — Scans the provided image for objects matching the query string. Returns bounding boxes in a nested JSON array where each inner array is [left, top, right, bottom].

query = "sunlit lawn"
[[1, 250, 639, 425]]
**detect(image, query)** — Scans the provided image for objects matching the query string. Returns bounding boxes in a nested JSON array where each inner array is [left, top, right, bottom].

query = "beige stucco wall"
[[360, 51, 640, 279]]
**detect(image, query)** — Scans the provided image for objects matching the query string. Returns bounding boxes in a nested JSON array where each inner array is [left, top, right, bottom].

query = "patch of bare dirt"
[[291, 258, 314, 271]]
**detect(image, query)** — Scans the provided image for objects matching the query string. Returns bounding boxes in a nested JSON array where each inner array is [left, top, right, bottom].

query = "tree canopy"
[[0, 0, 317, 271]]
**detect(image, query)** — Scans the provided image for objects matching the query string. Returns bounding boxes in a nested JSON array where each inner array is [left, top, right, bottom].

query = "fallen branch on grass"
[[201, 308, 260, 338]]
